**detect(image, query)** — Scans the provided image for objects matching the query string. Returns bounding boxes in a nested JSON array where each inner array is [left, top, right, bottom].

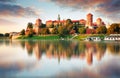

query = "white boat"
[[104, 34, 120, 41], [85, 37, 101, 41]]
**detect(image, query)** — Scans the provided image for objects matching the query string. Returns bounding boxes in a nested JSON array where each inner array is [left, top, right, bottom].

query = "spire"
[[58, 14, 60, 21]]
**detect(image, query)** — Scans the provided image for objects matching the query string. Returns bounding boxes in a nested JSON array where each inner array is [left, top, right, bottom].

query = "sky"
[[0, 0, 120, 33]]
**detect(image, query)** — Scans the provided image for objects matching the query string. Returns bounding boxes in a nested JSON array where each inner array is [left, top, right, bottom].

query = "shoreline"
[[2, 34, 120, 41], [15, 34, 106, 41]]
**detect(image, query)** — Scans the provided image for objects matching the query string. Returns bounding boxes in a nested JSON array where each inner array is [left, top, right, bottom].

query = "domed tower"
[[34, 18, 42, 35], [86, 13, 93, 29], [96, 18, 102, 27]]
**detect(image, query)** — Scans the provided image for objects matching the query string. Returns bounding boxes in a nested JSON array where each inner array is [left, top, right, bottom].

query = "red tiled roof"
[[46, 20, 53, 22], [72, 20, 79, 22]]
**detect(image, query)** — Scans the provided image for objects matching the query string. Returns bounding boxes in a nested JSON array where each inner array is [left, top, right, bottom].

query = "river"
[[0, 40, 120, 78]]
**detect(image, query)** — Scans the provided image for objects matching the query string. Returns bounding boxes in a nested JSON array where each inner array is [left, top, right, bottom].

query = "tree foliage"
[[96, 26, 107, 34], [40, 28, 50, 35], [28, 29, 34, 37], [27, 22, 33, 29], [49, 24, 54, 28], [26, 22, 34, 37], [41, 24, 46, 28], [58, 26, 69, 37], [79, 27, 86, 34], [107, 23, 120, 34], [66, 19, 72, 25], [20, 29, 25, 35], [0, 33, 4, 37], [51, 28, 58, 34], [4, 33, 9, 37]]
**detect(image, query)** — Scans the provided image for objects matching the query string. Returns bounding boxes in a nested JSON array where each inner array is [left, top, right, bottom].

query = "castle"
[[26, 13, 105, 35], [46, 13, 105, 29]]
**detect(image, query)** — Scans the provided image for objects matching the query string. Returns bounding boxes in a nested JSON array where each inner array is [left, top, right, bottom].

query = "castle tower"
[[86, 13, 93, 29], [96, 18, 102, 27], [34, 18, 42, 35], [35, 19, 42, 27]]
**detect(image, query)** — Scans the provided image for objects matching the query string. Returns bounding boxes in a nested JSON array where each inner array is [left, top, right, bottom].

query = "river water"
[[0, 40, 120, 78]]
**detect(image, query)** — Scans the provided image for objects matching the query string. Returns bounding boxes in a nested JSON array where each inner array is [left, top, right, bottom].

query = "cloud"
[[0, 0, 16, 3], [0, 3, 40, 18], [0, 19, 17, 26], [48, 0, 120, 22]]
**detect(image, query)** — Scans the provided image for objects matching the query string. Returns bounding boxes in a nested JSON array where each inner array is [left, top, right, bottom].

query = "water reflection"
[[1, 40, 119, 65], [0, 40, 120, 77]]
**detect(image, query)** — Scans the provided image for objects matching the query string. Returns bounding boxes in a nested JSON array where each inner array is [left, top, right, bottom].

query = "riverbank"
[[17, 35, 73, 40], [73, 34, 106, 41], [17, 34, 106, 41]]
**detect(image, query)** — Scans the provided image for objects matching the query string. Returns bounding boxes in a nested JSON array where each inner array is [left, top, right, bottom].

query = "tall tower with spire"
[[58, 14, 60, 21]]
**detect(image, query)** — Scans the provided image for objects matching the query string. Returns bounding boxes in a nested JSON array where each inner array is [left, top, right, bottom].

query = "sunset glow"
[[0, 0, 120, 33]]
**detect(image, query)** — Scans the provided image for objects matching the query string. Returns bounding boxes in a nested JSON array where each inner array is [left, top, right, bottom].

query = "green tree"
[[58, 26, 69, 37], [41, 24, 46, 28], [4, 33, 9, 37], [66, 19, 72, 25], [40, 28, 50, 35], [20, 29, 25, 35], [26, 22, 34, 37], [49, 24, 54, 28], [107, 23, 120, 34], [73, 25, 79, 33], [67, 24, 73, 32], [79, 27, 86, 34], [96, 26, 107, 34], [65, 19, 75, 34], [27, 22, 33, 29], [28, 29, 34, 37], [0, 33, 4, 37]]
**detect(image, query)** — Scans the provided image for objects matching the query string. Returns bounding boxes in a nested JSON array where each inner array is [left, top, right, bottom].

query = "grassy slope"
[[17, 34, 107, 40], [73, 34, 106, 40], [17, 35, 73, 40]]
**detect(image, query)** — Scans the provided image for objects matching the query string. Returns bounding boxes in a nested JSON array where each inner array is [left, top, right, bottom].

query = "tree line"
[[0, 33, 10, 37]]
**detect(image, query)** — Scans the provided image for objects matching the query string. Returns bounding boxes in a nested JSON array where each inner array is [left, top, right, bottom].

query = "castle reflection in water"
[[1, 40, 120, 65]]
